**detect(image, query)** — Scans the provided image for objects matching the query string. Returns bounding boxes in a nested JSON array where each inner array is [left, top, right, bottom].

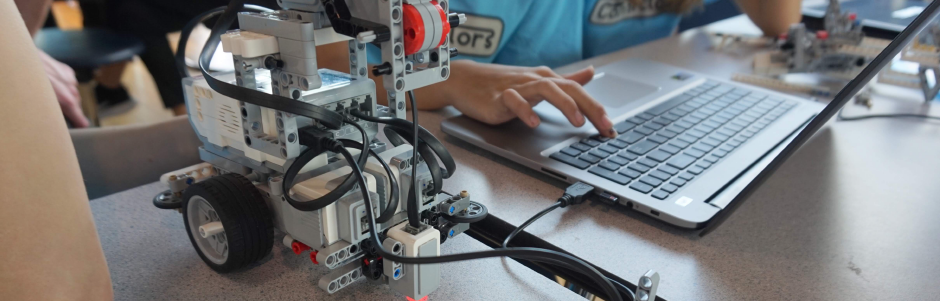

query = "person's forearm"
[[13, 0, 52, 36], [734, 0, 803, 37]]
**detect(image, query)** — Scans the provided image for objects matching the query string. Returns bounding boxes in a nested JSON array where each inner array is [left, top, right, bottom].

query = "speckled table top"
[[90, 182, 583, 301], [421, 16, 940, 301]]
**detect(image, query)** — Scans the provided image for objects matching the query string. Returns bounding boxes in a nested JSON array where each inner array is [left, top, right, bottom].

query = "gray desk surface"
[[90, 182, 582, 300], [92, 15, 940, 301], [421, 16, 940, 300]]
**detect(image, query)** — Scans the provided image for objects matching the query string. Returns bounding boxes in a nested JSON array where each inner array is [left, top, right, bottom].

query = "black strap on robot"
[[350, 110, 456, 179], [281, 120, 370, 212], [197, 0, 345, 130], [319, 0, 391, 43]]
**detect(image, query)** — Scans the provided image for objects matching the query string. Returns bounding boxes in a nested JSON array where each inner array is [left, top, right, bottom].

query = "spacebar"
[[675, 107, 816, 205]]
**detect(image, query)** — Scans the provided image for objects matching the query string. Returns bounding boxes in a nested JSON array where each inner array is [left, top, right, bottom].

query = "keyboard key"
[[627, 116, 646, 124], [696, 161, 712, 169], [701, 137, 722, 147], [669, 139, 691, 149], [608, 139, 629, 149], [648, 94, 693, 115], [666, 154, 697, 169], [659, 144, 681, 155], [651, 190, 670, 200], [657, 129, 679, 138], [712, 150, 729, 158], [589, 167, 631, 185], [590, 149, 611, 158], [599, 144, 619, 154], [669, 108, 689, 117], [687, 166, 705, 175], [661, 112, 682, 121], [710, 134, 730, 144], [678, 172, 696, 181], [716, 128, 736, 137], [637, 158, 659, 168], [627, 163, 651, 173], [740, 130, 757, 138], [725, 124, 744, 132], [618, 151, 639, 161], [550, 152, 590, 169], [634, 126, 656, 135], [571, 143, 591, 152], [649, 170, 671, 181], [702, 155, 719, 164], [647, 134, 669, 144], [639, 176, 663, 187], [618, 131, 646, 144], [637, 112, 656, 120], [684, 148, 706, 158], [599, 161, 620, 171], [661, 184, 679, 193], [579, 153, 602, 164], [686, 129, 707, 139], [614, 121, 638, 133], [618, 168, 642, 179], [644, 122, 664, 130], [691, 142, 715, 153], [677, 134, 699, 144], [581, 139, 601, 147], [651, 116, 672, 126], [590, 135, 612, 142], [608, 156, 630, 166], [629, 182, 654, 194], [670, 178, 688, 186], [560, 147, 582, 157], [674, 120, 695, 129], [627, 140, 659, 155], [657, 165, 680, 175], [647, 150, 672, 162], [693, 124, 715, 134]]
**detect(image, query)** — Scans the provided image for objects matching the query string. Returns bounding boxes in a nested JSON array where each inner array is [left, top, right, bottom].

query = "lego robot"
[[736, 0, 887, 97], [151, 1, 488, 299]]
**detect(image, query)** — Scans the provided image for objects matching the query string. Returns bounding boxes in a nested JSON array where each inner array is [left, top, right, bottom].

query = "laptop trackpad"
[[584, 73, 660, 109]]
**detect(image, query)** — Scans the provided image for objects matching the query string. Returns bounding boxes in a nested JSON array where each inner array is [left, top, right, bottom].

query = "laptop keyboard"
[[550, 80, 798, 200]]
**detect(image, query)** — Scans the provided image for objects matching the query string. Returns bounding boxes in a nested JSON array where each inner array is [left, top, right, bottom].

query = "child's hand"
[[441, 60, 615, 138]]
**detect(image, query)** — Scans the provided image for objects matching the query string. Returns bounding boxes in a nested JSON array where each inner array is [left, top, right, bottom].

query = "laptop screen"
[[700, 0, 940, 236]]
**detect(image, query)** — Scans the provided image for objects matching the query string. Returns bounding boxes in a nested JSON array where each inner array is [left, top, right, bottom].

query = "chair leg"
[[77, 80, 99, 126]]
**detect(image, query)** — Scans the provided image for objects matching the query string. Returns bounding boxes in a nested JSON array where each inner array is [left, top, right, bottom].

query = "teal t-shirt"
[[369, 0, 712, 67], [450, 0, 711, 67]]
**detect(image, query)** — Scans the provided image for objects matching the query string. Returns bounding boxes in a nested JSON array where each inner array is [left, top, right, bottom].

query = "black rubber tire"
[[181, 173, 273, 273]]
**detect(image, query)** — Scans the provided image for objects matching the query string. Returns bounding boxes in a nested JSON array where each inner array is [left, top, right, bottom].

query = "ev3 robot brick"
[[151, 1, 484, 299]]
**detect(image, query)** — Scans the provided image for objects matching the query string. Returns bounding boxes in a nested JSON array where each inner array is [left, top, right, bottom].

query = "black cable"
[[502, 201, 563, 248], [331, 145, 623, 301], [349, 109, 456, 178], [280, 119, 369, 212], [406, 90, 422, 228], [497, 182, 637, 301], [336, 139, 399, 223], [837, 106, 940, 122]]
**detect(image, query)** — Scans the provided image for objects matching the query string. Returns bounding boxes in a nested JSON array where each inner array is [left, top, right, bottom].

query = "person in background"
[[14, 0, 88, 127], [315, 0, 802, 138], [1, 0, 112, 298]]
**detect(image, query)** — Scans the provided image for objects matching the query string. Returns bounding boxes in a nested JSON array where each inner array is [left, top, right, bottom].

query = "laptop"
[[441, 1, 940, 232], [803, 0, 930, 39]]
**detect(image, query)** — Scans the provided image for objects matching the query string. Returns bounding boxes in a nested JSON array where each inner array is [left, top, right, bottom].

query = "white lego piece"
[[221, 30, 279, 58], [290, 166, 376, 246], [159, 162, 216, 185], [199, 222, 224, 238]]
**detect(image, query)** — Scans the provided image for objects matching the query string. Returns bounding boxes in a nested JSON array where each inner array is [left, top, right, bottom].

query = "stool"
[[35, 28, 144, 125]]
